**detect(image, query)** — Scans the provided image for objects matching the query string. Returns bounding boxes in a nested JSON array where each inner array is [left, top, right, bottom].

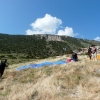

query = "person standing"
[[87, 46, 92, 60], [91, 45, 97, 60]]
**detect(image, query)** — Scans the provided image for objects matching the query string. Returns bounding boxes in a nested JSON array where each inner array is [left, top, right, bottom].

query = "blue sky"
[[0, 0, 100, 41]]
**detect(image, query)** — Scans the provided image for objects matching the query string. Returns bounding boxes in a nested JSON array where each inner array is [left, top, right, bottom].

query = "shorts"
[[91, 52, 97, 59]]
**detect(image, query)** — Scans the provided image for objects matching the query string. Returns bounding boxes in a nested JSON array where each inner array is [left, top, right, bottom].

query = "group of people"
[[87, 45, 97, 60], [70, 45, 97, 62]]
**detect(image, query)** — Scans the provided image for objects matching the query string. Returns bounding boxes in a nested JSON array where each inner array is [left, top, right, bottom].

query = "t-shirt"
[[91, 47, 97, 54]]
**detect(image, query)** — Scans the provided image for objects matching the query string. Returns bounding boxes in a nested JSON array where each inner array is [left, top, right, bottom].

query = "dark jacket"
[[71, 52, 78, 61], [88, 47, 92, 55], [0, 60, 7, 77]]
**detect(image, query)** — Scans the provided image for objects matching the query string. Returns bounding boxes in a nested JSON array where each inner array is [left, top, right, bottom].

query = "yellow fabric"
[[97, 54, 100, 60]]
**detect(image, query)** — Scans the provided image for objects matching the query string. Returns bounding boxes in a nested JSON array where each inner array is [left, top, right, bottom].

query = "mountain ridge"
[[0, 33, 100, 62]]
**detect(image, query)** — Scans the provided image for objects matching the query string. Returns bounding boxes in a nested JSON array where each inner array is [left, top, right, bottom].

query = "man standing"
[[91, 45, 97, 60], [87, 46, 92, 60]]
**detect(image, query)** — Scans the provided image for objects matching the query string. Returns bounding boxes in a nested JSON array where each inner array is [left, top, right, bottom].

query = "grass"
[[0, 55, 100, 100]]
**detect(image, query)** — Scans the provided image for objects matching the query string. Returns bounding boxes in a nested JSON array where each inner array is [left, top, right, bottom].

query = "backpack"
[[88, 48, 91, 54]]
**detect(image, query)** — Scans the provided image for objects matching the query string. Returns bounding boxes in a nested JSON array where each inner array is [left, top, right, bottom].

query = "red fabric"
[[67, 59, 72, 62]]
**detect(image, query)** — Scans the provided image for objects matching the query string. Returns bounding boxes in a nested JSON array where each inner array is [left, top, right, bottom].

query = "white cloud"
[[57, 27, 77, 37], [26, 14, 77, 37], [26, 14, 62, 35], [94, 37, 100, 41]]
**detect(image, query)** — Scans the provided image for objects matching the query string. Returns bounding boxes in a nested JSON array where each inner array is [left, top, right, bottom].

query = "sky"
[[0, 0, 100, 41]]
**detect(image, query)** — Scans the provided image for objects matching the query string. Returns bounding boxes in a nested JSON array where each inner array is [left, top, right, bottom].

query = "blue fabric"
[[30, 62, 54, 68], [52, 60, 66, 65], [17, 64, 31, 71], [17, 60, 67, 71]]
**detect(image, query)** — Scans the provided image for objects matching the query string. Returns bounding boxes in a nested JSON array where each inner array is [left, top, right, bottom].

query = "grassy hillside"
[[61, 36, 100, 50], [0, 55, 100, 100], [0, 33, 100, 64], [0, 34, 71, 61]]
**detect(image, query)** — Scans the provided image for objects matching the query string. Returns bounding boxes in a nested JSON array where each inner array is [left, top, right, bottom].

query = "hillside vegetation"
[[0, 34, 70, 62], [0, 33, 100, 64]]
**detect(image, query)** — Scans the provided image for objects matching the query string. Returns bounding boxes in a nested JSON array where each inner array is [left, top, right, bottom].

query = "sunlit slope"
[[0, 55, 100, 100]]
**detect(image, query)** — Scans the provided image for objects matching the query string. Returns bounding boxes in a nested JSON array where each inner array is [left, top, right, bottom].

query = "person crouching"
[[71, 51, 78, 61]]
